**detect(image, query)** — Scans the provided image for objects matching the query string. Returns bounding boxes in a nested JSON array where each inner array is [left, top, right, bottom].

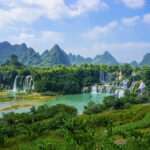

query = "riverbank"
[[0, 92, 57, 102], [0, 92, 57, 113]]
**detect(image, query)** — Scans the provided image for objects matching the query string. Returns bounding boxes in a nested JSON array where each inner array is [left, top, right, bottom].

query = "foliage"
[[83, 101, 107, 115]]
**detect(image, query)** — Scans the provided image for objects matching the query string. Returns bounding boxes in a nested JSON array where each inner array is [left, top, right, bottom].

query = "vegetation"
[[1, 104, 150, 149], [139, 53, 150, 66], [93, 51, 119, 65], [0, 53, 150, 149], [68, 53, 93, 66]]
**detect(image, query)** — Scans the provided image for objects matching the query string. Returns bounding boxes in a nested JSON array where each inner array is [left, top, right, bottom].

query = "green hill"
[[41, 45, 71, 66], [93, 51, 119, 65], [1, 54, 26, 69], [0, 41, 40, 66], [68, 53, 93, 66], [139, 53, 150, 66], [130, 61, 138, 66]]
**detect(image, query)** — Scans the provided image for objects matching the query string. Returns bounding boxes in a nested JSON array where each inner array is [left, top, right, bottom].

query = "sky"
[[0, 0, 150, 63]]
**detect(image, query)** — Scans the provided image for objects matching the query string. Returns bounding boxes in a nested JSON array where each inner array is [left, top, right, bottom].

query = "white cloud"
[[0, 0, 108, 26], [10, 31, 64, 52], [143, 13, 150, 24], [81, 21, 118, 39], [122, 16, 140, 26], [121, 0, 146, 9]]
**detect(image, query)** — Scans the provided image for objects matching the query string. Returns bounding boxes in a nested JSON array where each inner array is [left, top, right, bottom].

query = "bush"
[[83, 101, 107, 115]]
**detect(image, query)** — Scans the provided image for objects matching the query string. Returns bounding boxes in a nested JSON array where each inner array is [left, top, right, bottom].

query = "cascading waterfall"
[[106, 73, 111, 81], [83, 71, 146, 98], [99, 87, 104, 93], [122, 80, 129, 89], [106, 87, 112, 94], [100, 72, 105, 83], [23, 75, 34, 91], [138, 81, 146, 94], [130, 81, 137, 92], [32, 82, 35, 90], [13, 75, 19, 91], [91, 85, 97, 94], [119, 71, 122, 80]]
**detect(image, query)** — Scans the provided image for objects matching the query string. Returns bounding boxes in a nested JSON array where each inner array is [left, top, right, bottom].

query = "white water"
[[100, 72, 105, 83], [122, 80, 129, 89], [23, 76, 33, 91], [119, 71, 122, 80], [115, 89, 124, 98], [91, 86, 97, 94], [138, 81, 146, 94], [106, 73, 111, 81], [106, 87, 112, 94], [13, 76, 18, 91]]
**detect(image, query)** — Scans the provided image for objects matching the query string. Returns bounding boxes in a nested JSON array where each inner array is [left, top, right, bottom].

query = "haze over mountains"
[[0, 41, 149, 67]]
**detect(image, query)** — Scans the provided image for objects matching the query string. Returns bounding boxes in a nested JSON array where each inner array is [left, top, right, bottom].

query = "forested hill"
[[0, 42, 71, 67], [41, 44, 71, 66], [68, 53, 93, 65], [0, 41, 149, 66], [139, 53, 150, 66], [93, 51, 119, 65], [0, 41, 41, 67]]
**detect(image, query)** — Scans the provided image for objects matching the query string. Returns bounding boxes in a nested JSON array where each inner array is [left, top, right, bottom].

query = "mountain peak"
[[52, 44, 60, 50], [21, 43, 27, 49], [139, 53, 150, 66], [103, 51, 111, 55], [130, 61, 138, 66], [41, 44, 71, 66], [0, 41, 11, 49], [93, 51, 119, 65]]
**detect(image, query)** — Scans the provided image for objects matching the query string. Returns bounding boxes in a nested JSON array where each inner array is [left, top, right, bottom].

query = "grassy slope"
[[1, 104, 150, 150]]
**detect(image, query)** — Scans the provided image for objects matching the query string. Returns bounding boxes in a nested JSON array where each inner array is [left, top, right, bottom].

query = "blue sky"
[[0, 0, 150, 63]]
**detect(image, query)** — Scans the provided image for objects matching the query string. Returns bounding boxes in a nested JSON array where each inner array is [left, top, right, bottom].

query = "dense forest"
[[0, 55, 150, 149]]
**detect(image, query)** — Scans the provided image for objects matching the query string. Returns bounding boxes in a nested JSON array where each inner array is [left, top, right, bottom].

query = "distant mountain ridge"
[[139, 53, 150, 66], [93, 51, 119, 65], [130, 61, 138, 66], [0, 42, 71, 67], [0, 41, 149, 66], [68, 53, 93, 66]]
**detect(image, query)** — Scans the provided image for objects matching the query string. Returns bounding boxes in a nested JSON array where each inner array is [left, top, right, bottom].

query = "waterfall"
[[32, 82, 35, 90], [106, 73, 111, 81], [130, 81, 137, 92], [115, 89, 124, 98], [13, 75, 18, 91], [99, 86, 104, 93], [119, 71, 122, 80], [106, 87, 112, 94], [91, 85, 97, 94], [122, 80, 129, 89], [100, 72, 105, 83], [118, 90, 125, 98], [138, 81, 146, 94], [23, 75, 33, 91]]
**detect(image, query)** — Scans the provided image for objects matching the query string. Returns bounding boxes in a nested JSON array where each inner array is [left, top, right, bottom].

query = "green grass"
[[1, 104, 150, 150]]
